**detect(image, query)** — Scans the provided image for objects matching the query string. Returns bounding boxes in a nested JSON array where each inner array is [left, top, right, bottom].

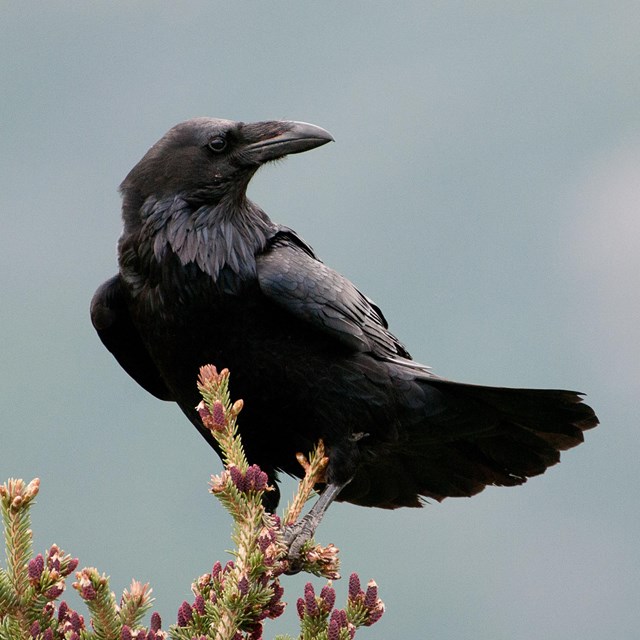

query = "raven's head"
[[120, 118, 333, 209]]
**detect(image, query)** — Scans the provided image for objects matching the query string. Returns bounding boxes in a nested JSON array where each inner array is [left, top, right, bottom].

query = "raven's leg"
[[284, 480, 349, 574]]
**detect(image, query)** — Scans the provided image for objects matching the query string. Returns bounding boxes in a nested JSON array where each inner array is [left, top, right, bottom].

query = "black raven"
[[91, 118, 598, 516]]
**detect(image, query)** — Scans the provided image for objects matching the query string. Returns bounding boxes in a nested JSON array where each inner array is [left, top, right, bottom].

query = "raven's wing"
[[257, 230, 426, 368], [90, 275, 173, 400]]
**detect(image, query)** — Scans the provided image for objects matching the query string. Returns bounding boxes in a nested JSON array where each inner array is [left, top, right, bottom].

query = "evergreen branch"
[[169, 365, 383, 639], [1, 365, 385, 640], [73, 568, 120, 640], [0, 478, 39, 602], [0, 569, 16, 616], [118, 579, 154, 629], [283, 443, 329, 527], [0, 614, 28, 640]]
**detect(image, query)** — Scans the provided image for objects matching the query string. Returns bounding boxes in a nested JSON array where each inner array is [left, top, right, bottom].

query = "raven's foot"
[[283, 513, 318, 574], [283, 480, 348, 574]]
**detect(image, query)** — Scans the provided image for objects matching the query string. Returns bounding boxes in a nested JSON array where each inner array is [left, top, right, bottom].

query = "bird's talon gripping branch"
[[283, 480, 350, 574], [283, 521, 311, 574]]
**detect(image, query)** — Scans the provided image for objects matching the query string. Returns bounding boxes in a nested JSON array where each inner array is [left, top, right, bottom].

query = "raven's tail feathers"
[[341, 380, 598, 509]]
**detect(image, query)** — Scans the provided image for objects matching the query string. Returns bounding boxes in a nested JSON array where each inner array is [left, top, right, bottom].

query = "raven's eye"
[[207, 136, 227, 152]]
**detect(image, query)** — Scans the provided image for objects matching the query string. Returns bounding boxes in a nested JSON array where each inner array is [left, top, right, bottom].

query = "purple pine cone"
[[193, 594, 206, 615], [348, 573, 361, 600], [328, 618, 341, 640], [62, 557, 79, 577], [57, 600, 68, 622], [257, 533, 271, 552], [245, 465, 269, 492], [335, 609, 348, 627], [238, 575, 250, 596], [150, 611, 162, 631], [70, 611, 83, 631], [81, 583, 97, 601], [366, 604, 385, 625], [212, 400, 225, 426], [44, 583, 64, 599], [177, 601, 193, 626], [303, 582, 318, 616], [320, 584, 336, 611], [364, 580, 378, 609], [28, 554, 44, 582], [229, 465, 245, 492]]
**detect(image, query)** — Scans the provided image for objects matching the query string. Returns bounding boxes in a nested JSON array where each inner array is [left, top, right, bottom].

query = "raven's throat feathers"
[[121, 194, 276, 289]]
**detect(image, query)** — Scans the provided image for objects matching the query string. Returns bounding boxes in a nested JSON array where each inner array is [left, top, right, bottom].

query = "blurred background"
[[1, 3, 638, 638]]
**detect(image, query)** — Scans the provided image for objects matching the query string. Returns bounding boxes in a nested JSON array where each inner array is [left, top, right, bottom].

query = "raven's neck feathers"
[[120, 193, 276, 294]]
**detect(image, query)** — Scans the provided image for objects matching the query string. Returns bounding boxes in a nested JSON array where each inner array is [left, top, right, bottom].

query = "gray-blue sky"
[[1, 3, 638, 638]]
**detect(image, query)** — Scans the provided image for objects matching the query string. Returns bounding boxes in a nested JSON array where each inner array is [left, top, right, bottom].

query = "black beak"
[[242, 120, 333, 164]]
